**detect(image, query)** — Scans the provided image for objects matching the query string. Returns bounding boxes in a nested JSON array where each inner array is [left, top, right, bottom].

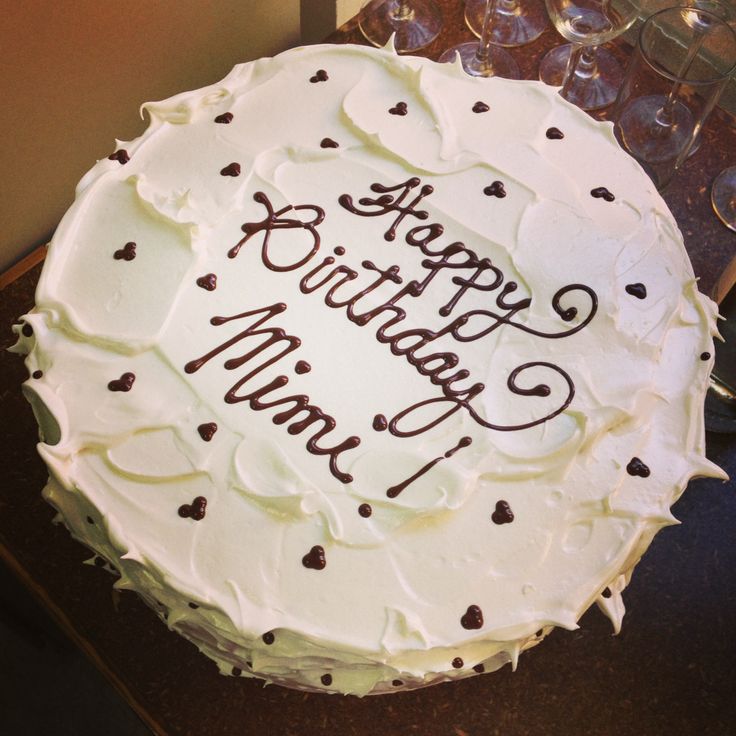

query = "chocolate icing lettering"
[[185, 303, 359, 483]]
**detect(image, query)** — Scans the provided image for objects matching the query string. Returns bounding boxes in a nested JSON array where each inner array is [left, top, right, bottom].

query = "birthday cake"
[[13, 43, 725, 695]]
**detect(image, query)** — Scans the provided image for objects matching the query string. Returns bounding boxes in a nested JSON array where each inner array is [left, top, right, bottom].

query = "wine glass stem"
[[392, 0, 415, 21], [659, 28, 706, 123], [475, 0, 500, 66], [561, 44, 599, 97], [497, 0, 519, 12]]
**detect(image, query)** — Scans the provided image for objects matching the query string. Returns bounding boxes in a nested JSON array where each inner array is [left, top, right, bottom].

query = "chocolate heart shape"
[[460, 604, 484, 630], [625, 283, 647, 299], [108, 149, 129, 164], [196, 273, 217, 291], [483, 181, 506, 198], [626, 457, 650, 477], [214, 112, 233, 124], [320, 137, 339, 149], [220, 162, 241, 177], [179, 495, 207, 520], [310, 69, 329, 83], [546, 127, 564, 139], [389, 101, 408, 116], [302, 544, 326, 569], [197, 422, 218, 441], [491, 500, 514, 524], [591, 186, 615, 202], [472, 101, 489, 113], [108, 372, 135, 392], [114, 242, 136, 261]]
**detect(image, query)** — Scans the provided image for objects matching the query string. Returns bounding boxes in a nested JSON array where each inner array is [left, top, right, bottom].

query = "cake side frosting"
[[12, 43, 726, 695]]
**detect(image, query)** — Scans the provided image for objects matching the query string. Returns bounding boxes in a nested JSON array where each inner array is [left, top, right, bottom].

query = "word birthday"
[[186, 178, 598, 485]]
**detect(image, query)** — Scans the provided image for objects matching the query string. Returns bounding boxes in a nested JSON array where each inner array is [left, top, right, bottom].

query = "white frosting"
[[13, 44, 726, 695]]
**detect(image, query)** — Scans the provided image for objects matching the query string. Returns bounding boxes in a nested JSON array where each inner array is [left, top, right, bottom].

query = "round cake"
[[13, 43, 725, 695]]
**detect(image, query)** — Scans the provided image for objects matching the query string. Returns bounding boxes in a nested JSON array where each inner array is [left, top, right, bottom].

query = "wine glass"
[[713, 166, 736, 231], [464, 0, 548, 47], [438, 0, 520, 78], [701, 1, 736, 228], [359, 0, 442, 53], [613, 6, 736, 190], [539, 0, 642, 110]]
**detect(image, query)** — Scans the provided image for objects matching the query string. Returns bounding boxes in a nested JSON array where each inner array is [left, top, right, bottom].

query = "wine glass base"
[[539, 44, 623, 110], [438, 42, 520, 79], [465, 0, 547, 47], [359, 0, 442, 53], [616, 94, 695, 164], [712, 165, 736, 232]]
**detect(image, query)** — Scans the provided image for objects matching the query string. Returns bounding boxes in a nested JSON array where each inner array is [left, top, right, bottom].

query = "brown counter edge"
[[0, 245, 47, 292], [0, 540, 166, 736]]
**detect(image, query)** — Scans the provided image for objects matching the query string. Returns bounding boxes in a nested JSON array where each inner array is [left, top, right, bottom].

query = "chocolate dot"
[[108, 149, 129, 164], [302, 545, 326, 570], [602, 588, 612, 599], [94, 557, 106, 568], [188, 602, 199, 609], [389, 102, 408, 116], [113, 242, 137, 261], [214, 112, 233, 124], [197, 422, 218, 441], [392, 679, 403, 686], [460, 604, 484, 630], [22, 323, 33, 337], [310, 69, 329, 83], [320, 137, 339, 149], [294, 360, 311, 374], [700, 352, 711, 361], [472, 663, 485, 673], [232, 667, 242, 676], [262, 631, 275, 645], [546, 127, 564, 139], [472, 101, 489, 113], [591, 186, 615, 202], [220, 162, 241, 177], [358, 503, 372, 518], [491, 500, 514, 525], [372, 414, 388, 431], [626, 457, 650, 478], [321, 674, 333, 686], [484, 181, 506, 198], [333, 246, 345, 255], [32, 370, 43, 379], [108, 372, 135, 392], [625, 283, 647, 299], [178, 496, 207, 520], [452, 657, 464, 669], [86, 516, 94, 525], [196, 273, 217, 291]]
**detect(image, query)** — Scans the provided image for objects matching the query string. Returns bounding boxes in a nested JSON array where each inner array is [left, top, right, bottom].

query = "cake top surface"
[[16, 42, 724, 695]]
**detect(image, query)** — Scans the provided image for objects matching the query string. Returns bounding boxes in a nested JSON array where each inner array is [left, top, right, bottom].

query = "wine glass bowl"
[[539, 0, 641, 110]]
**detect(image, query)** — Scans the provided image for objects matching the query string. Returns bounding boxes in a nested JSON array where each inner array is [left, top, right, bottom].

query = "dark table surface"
[[1, 2, 735, 734]]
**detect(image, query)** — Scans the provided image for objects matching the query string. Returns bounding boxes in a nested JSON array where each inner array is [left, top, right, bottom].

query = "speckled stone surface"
[[1, 3, 735, 734]]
